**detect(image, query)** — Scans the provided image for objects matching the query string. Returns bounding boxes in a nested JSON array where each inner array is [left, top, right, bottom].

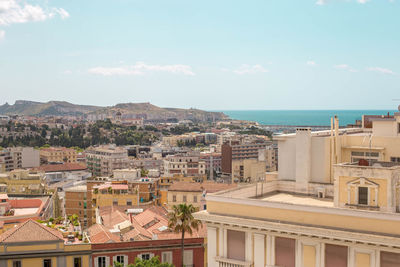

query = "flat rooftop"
[[13, 208, 39, 216], [261, 193, 333, 208]]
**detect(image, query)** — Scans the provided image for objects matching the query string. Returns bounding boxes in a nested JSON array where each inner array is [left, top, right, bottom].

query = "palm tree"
[[168, 204, 201, 267]]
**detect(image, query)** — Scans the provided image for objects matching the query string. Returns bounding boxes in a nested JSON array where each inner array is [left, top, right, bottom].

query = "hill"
[[0, 100, 228, 122]]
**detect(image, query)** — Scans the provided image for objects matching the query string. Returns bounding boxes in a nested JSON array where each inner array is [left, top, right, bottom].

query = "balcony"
[[215, 257, 253, 267]]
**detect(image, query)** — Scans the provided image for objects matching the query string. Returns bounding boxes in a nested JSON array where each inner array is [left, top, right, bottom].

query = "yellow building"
[[40, 147, 77, 164], [167, 181, 236, 210], [0, 169, 45, 194], [232, 158, 266, 183], [92, 182, 139, 208], [0, 220, 91, 267], [195, 111, 400, 267]]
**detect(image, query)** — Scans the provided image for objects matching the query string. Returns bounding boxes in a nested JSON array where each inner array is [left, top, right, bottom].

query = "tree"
[[114, 256, 173, 267], [168, 204, 201, 267]]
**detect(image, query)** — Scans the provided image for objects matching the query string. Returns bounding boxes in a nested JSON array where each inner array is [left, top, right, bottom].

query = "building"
[[37, 162, 90, 184], [113, 168, 141, 181], [65, 185, 92, 228], [276, 114, 400, 193], [0, 169, 46, 195], [167, 181, 236, 210], [40, 147, 78, 164], [0, 195, 54, 233], [221, 141, 268, 174], [195, 112, 400, 267], [0, 220, 91, 267], [8, 147, 40, 168], [0, 149, 14, 172], [163, 154, 206, 177], [200, 152, 222, 177], [231, 158, 266, 183], [85, 146, 130, 176]]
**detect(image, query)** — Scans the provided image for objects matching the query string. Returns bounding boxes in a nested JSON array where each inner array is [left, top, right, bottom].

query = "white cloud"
[[357, 0, 369, 3], [62, 70, 72, 75], [307, 61, 317, 66], [233, 64, 268, 75], [0, 0, 69, 26], [316, 0, 327, 5], [367, 67, 396, 75], [334, 64, 358, 72], [0, 30, 4, 41], [88, 62, 195, 76]]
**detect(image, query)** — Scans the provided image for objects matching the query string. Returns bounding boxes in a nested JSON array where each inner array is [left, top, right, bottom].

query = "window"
[[115, 255, 125, 265], [358, 186, 368, 205], [140, 253, 152, 260], [161, 251, 173, 264], [193, 196, 197, 203], [43, 259, 52, 267], [173, 195, 176, 202], [183, 195, 187, 202], [97, 257, 107, 267], [127, 200, 132, 206], [83, 202, 87, 209], [183, 250, 193, 266], [74, 257, 81, 267], [13, 261, 21, 267], [113, 199, 118, 206], [398, 123, 400, 134], [391, 157, 400, 163]]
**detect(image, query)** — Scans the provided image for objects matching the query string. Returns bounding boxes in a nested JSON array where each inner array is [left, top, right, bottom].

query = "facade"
[[0, 169, 46, 194], [221, 141, 268, 175], [9, 147, 40, 168], [167, 181, 236, 210], [113, 168, 141, 181], [40, 147, 78, 164], [86, 146, 130, 177], [0, 149, 14, 172], [232, 158, 266, 183], [65, 185, 92, 228], [0, 220, 91, 267], [91, 238, 204, 267], [163, 154, 206, 177]]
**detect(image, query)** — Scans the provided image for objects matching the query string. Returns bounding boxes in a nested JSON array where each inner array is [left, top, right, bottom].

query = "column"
[[245, 231, 253, 262], [266, 235, 275, 266], [254, 233, 265, 267], [208, 226, 218, 267]]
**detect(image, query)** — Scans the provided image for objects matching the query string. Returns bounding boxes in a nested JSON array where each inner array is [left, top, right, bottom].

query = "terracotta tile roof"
[[101, 209, 130, 229], [87, 224, 120, 243], [36, 163, 87, 172], [0, 219, 63, 243], [168, 181, 237, 193]]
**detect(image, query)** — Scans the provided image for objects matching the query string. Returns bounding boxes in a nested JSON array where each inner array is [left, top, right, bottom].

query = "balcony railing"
[[215, 257, 253, 267]]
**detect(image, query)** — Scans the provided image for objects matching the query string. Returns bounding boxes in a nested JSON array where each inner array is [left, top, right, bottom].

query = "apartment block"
[[86, 146, 130, 177], [163, 154, 206, 177], [65, 185, 92, 228], [40, 147, 77, 164]]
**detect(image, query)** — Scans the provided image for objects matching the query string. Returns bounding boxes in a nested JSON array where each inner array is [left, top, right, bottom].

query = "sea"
[[219, 110, 398, 127]]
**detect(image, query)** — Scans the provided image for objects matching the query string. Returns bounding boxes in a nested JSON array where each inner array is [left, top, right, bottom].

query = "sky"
[[1, 0, 400, 110]]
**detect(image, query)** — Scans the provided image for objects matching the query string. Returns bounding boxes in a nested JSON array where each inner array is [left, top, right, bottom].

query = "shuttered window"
[[275, 237, 295, 267]]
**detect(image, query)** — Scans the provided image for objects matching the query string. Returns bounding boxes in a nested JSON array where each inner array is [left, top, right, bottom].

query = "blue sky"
[[0, 0, 399, 110]]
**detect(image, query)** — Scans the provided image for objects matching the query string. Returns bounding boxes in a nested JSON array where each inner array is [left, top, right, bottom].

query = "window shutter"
[[106, 256, 110, 267], [124, 255, 128, 267], [94, 257, 98, 267]]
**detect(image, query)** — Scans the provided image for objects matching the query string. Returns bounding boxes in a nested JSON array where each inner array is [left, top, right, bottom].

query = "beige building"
[[86, 145, 130, 176], [163, 154, 206, 177], [167, 181, 236, 210], [0, 169, 45, 194], [40, 147, 77, 164], [195, 111, 400, 267], [232, 158, 266, 183]]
